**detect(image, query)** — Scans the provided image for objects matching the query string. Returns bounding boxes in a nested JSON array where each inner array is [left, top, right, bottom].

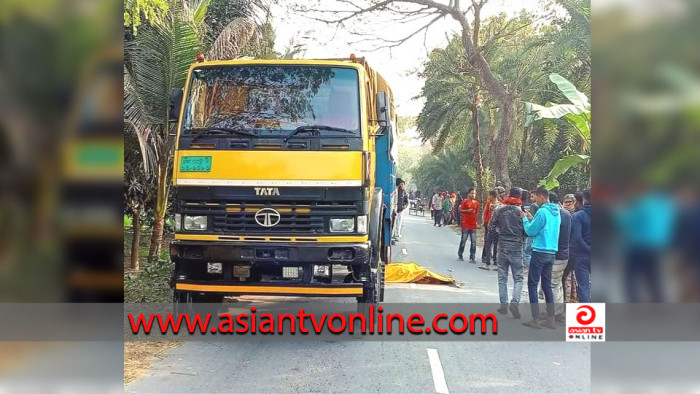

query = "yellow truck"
[[169, 56, 397, 304]]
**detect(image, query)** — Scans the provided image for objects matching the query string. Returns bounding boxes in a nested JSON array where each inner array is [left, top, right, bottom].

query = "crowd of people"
[[427, 185, 591, 329]]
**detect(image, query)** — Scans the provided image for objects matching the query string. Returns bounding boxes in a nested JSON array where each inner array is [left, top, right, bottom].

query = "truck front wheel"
[[358, 263, 383, 304]]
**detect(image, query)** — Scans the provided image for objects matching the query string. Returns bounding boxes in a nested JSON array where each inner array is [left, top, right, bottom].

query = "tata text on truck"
[[169, 56, 397, 304]]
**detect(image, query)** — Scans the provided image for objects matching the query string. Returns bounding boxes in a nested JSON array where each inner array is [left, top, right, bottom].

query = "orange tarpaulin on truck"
[[385, 262, 457, 285]]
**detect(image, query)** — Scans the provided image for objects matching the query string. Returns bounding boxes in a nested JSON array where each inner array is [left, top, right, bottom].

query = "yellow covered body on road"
[[385, 262, 456, 285]]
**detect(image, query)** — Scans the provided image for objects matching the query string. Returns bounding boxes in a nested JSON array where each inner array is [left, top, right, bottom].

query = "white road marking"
[[427, 348, 449, 394], [410, 283, 417, 289], [401, 248, 408, 255]]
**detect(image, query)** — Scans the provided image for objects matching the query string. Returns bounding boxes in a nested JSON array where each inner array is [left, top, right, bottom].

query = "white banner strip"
[[176, 179, 362, 187]]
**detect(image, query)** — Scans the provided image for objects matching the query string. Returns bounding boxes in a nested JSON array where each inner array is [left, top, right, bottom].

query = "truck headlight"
[[174, 213, 181, 231], [330, 217, 355, 232], [356, 215, 367, 234], [183, 215, 207, 231]]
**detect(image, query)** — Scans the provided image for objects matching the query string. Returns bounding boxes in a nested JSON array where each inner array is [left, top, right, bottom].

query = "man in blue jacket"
[[549, 192, 572, 322], [521, 186, 561, 329], [571, 188, 592, 302]]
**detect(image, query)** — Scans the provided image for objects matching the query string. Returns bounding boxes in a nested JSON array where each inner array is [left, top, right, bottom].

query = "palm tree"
[[413, 149, 474, 194], [530, 0, 591, 90], [124, 0, 264, 264], [417, 37, 500, 206], [125, 0, 210, 264]]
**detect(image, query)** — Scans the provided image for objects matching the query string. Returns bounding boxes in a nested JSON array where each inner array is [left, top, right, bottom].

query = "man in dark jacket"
[[392, 178, 409, 241], [549, 192, 572, 321], [488, 187, 525, 318], [571, 188, 592, 302]]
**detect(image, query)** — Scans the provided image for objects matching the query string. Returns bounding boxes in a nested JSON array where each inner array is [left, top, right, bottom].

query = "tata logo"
[[254, 208, 281, 227], [255, 187, 280, 196]]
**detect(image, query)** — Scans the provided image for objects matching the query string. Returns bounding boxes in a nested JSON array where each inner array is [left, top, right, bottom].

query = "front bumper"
[[175, 281, 364, 297], [170, 240, 370, 265], [170, 240, 372, 297]]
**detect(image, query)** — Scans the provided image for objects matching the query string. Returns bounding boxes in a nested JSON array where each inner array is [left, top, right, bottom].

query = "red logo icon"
[[567, 303, 605, 342], [576, 305, 596, 325]]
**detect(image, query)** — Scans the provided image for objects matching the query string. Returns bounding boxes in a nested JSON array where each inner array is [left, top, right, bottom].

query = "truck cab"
[[169, 57, 396, 304]]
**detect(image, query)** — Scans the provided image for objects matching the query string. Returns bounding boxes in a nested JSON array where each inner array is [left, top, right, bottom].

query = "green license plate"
[[180, 156, 212, 172]]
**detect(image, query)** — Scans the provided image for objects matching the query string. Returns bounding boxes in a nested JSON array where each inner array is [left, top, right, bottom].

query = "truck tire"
[[367, 188, 383, 269], [358, 188, 385, 304], [380, 245, 390, 302], [358, 264, 382, 304]]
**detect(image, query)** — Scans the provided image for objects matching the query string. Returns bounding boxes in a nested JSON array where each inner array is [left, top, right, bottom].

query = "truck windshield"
[[182, 65, 361, 137]]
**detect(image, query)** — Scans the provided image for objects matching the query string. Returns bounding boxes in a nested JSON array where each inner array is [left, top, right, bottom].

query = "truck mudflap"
[[175, 281, 364, 297]]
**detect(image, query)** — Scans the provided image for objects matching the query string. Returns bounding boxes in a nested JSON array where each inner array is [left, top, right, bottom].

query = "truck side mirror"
[[169, 88, 183, 123], [376, 91, 391, 127]]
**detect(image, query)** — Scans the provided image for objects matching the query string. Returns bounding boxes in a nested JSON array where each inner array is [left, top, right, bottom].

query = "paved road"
[[127, 213, 590, 393]]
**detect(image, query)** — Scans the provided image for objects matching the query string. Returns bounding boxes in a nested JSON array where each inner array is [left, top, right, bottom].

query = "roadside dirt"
[[124, 341, 180, 384]]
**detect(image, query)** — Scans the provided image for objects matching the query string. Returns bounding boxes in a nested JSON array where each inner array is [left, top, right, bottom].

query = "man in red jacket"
[[458, 188, 479, 263], [480, 189, 502, 270]]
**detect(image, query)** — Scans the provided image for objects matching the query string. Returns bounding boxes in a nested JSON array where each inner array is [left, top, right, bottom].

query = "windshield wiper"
[[188, 126, 258, 142], [284, 125, 356, 142]]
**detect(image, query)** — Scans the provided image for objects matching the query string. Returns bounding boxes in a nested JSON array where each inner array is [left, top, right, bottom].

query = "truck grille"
[[180, 201, 359, 234]]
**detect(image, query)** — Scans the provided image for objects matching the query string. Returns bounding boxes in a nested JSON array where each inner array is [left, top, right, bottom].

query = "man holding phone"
[[521, 186, 561, 329]]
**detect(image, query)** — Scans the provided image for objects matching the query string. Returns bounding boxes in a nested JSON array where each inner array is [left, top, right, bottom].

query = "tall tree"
[[124, 0, 272, 263], [124, 128, 154, 271], [124, 0, 210, 263], [299, 0, 525, 186]]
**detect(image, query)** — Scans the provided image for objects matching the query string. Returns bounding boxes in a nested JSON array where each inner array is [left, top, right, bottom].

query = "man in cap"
[[392, 178, 409, 240]]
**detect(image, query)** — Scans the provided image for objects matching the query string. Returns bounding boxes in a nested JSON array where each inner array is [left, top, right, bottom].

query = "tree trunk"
[[457, 22, 514, 189], [148, 157, 170, 264], [130, 207, 141, 272], [148, 215, 165, 264], [488, 106, 497, 170], [493, 99, 514, 188], [520, 125, 529, 168], [470, 98, 485, 225]]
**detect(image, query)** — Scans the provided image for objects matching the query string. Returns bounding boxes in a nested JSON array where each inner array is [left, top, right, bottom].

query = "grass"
[[124, 258, 174, 303], [124, 231, 175, 303]]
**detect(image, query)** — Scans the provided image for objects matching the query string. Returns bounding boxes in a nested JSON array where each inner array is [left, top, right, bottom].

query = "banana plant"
[[527, 73, 590, 189]]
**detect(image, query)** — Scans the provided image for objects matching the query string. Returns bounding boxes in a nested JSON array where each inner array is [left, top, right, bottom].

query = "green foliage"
[[411, 148, 474, 194], [413, 1, 590, 194], [528, 73, 591, 189], [540, 154, 590, 190], [205, 0, 253, 44], [124, 259, 174, 302], [535, 0, 591, 90], [396, 143, 430, 185], [416, 36, 474, 152], [397, 116, 416, 135], [124, 0, 169, 35], [125, 0, 210, 134]]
